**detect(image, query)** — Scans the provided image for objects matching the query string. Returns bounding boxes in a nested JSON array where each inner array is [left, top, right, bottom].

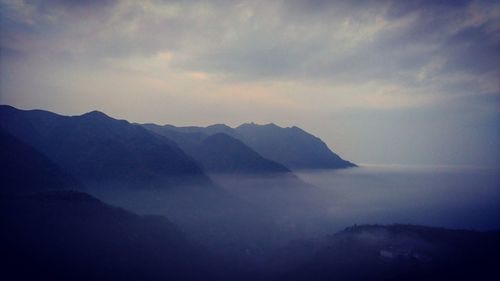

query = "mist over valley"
[[1, 1, 499, 278], [1, 105, 498, 280]]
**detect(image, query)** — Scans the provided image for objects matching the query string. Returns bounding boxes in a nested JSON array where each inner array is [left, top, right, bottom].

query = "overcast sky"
[[1, 0, 499, 167]]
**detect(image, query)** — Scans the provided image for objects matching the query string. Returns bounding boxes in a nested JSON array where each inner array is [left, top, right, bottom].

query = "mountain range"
[[1, 105, 354, 191], [0, 105, 210, 189], [143, 122, 356, 171], [1, 105, 498, 281]]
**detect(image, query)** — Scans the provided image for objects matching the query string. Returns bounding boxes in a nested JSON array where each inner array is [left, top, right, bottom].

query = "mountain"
[[144, 122, 355, 171], [0, 128, 81, 194], [143, 123, 209, 156], [272, 224, 500, 281], [0, 105, 210, 188], [0, 191, 214, 281], [235, 123, 355, 170], [194, 133, 290, 174], [2, 191, 497, 281], [143, 124, 291, 175]]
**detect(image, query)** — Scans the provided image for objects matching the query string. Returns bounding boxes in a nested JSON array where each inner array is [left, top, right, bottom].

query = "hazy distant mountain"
[[143, 123, 210, 156], [144, 123, 291, 175], [0, 191, 212, 281], [0, 105, 210, 188], [144, 122, 356, 170], [273, 224, 500, 281], [235, 123, 355, 170], [0, 129, 81, 194], [195, 133, 291, 174]]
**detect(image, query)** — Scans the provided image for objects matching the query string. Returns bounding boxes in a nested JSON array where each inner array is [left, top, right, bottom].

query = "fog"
[[296, 166, 500, 231], [87, 166, 500, 267]]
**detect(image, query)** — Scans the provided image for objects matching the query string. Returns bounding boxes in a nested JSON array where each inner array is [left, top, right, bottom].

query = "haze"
[[1, 0, 499, 168]]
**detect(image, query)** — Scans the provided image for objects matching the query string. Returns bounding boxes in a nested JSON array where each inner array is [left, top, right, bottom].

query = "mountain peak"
[[234, 122, 356, 169], [206, 124, 232, 130], [264, 123, 280, 128], [237, 122, 255, 128], [237, 122, 281, 129], [204, 123, 234, 136], [80, 110, 110, 119]]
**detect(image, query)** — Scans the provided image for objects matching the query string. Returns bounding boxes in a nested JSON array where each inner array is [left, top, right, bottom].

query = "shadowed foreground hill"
[[1, 190, 498, 281], [0, 129, 81, 194], [0, 105, 210, 188], [272, 224, 500, 281], [0, 191, 216, 281]]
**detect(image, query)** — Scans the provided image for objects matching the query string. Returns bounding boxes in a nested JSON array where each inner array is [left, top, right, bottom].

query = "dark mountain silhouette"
[[0, 129, 81, 194], [272, 224, 500, 281], [0, 190, 217, 281], [0, 105, 210, 188], [144, 122, 356, 171], [1, 185, 497, 281]]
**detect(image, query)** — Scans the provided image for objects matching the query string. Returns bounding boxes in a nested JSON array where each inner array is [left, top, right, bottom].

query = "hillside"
[[192, 133, 291, 174], [235, 123, 355, 170], [0, 191, 214, 281], [144, 122, 355, 171], [0, 128, 81, 194], [0, 105, 210, 188], [273, 224, 500, 281]]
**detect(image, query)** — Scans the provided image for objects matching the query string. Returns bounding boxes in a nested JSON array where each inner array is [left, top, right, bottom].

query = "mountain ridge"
[[0, 105, 355, 182], [194, 133, 291, 174], [145, 121, 356, 170], [0, 105, 211, 189]]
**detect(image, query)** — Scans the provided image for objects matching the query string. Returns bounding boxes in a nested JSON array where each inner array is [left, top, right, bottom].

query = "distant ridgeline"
[[0, 105, 355, 191], [143, 122, 356, 171]]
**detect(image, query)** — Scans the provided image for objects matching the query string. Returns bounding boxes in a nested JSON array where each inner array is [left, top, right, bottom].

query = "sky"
[[0, 0, 499, 168]]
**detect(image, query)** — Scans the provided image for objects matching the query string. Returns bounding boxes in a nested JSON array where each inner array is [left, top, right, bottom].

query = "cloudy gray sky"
[[1, 0, 499, 167]]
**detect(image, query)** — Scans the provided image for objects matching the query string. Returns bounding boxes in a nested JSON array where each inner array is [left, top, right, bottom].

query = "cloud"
[[2, 0, 498, 104], [1, 0, 499, 166]]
